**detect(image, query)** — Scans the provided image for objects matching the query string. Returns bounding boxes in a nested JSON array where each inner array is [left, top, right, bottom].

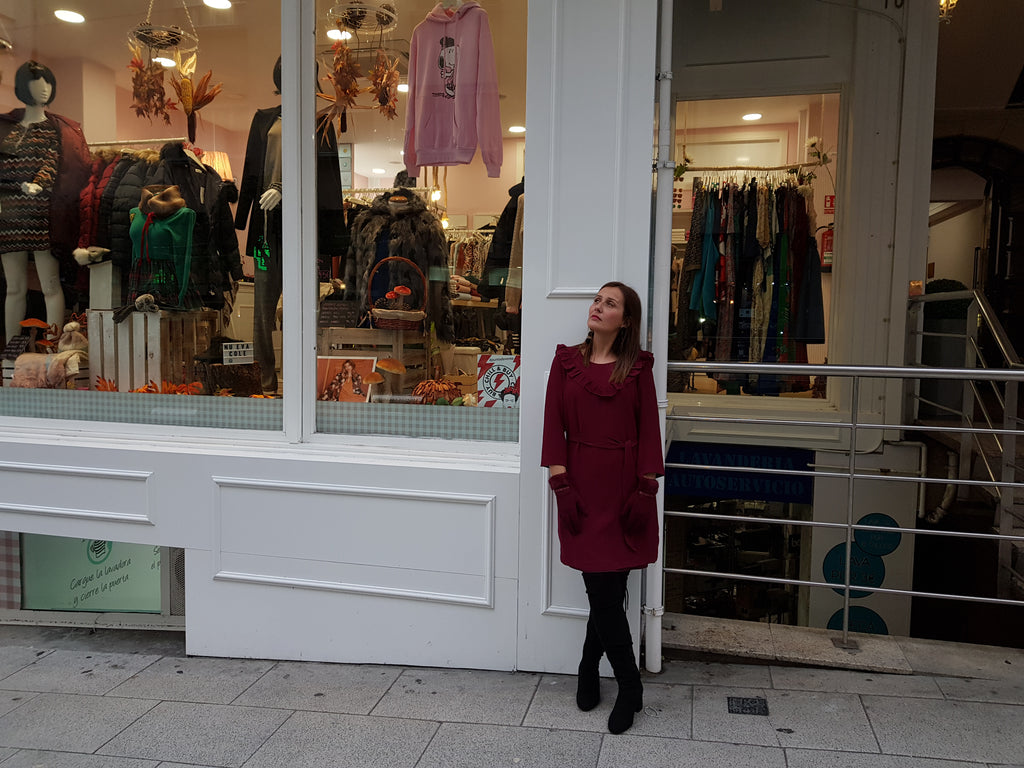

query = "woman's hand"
[[622, 476, 659, 545], [549, 472, 584, 536]]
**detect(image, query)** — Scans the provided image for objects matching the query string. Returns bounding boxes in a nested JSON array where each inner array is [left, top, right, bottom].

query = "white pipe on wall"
[[644, 0, 674, 675]]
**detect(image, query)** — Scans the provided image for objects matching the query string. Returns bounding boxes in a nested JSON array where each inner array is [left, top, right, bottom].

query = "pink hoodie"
[[404, 2, 502, 178]]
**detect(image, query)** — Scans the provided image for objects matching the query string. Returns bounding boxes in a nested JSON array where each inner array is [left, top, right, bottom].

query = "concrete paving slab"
[[0, 747, 16, 763], [769, 624, 912, 673], [0, 692, 157, 752], [784, 748, 985, 767], [0, 646, 50, 681], [0, 626, 185, 658], [96, 700, 290, 766], [231, 660, 402, 714], [243, 711, 437, 768], [897, 636, 1024, 681], [0, 650, 161, 695], [417, 722, 603, 768], [691, 685, 880, 752], [664, 614, 775, 661], [597, 734, 787, 767], [769, 666, 943, 698], [934, 675, 1024, 705], [0, 750, 159, 767], [371, 668, 540, 725], [863, 694, 1024, 764], [0, 689, 39, 718], [654, 659, 772, 688], [107, 656, 276, 704], [523, 675, 691, 739]]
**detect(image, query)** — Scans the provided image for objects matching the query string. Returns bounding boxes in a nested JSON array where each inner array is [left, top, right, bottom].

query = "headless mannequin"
[[2, 77, 63, 341]]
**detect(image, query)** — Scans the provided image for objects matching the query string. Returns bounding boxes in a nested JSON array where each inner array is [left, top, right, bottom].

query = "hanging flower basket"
[[368, 257, 427, 331]]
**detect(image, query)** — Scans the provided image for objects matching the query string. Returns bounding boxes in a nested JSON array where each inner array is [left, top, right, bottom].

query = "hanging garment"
[[404, 1, 502, 178], [690, 191, 718, 322]]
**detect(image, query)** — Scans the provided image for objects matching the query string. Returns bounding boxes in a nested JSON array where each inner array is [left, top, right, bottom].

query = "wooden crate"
[[87, 309, 220, 392], [317, 326, 427, 394]]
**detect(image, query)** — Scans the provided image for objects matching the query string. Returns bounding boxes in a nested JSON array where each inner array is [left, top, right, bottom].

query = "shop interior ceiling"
[[0, 0, 527, 182]]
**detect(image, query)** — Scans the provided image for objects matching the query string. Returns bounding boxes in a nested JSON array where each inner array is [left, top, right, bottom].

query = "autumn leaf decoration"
[[368, 49, 400, 120], [170, 51, 223, 143], [317, 40, 365, 137], [127, 42, 177, 125]]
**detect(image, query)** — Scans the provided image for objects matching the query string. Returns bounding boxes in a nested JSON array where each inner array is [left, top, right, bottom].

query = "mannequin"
[[235, 57, 343, 393], [0, 63, 63, 341]]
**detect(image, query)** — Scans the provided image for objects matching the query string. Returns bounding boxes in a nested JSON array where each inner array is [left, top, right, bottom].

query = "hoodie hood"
[[426, 1, 481, 23]]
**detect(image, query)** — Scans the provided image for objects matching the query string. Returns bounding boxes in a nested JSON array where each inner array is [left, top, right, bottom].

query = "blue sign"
[[827, 606, 889, 635], [854, 513, 901, 556], [665, 442, 814, 503], [822, 542, 885, 598]]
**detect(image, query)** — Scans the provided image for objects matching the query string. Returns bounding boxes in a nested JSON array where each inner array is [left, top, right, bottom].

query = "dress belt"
[[568, 437, 637, 450]]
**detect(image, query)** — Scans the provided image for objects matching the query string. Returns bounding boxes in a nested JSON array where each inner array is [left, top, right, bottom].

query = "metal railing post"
[[839, 375, 861, 648]]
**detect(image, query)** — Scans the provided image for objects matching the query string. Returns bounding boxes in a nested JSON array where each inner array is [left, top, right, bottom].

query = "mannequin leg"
[[2, 251, 29, 343], [33, 251, 65, 331]]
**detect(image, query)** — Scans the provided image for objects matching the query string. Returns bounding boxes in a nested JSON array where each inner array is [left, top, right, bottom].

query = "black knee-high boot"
[[582, 571, 643, 734], [577, 615, 603, 711]]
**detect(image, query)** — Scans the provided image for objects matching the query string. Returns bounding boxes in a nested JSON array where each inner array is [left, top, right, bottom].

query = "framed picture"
[[316, 356, 377, 403]]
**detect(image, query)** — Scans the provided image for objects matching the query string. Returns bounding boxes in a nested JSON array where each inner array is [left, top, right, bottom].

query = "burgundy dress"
[[542, 344, 665, 572]]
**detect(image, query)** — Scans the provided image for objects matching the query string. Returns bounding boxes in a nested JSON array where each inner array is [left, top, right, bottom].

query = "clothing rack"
[[88, 137, 187, 148]]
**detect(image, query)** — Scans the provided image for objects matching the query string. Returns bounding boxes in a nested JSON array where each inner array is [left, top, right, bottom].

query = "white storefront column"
[[517, 0, 659, 674]]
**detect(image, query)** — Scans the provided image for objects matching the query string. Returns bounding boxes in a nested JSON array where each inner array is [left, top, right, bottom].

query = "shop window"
[[311, 1, 526, 441], [0, 0, 525, 443], [668, 93, 838, 400], [0, 1, 284, 430]]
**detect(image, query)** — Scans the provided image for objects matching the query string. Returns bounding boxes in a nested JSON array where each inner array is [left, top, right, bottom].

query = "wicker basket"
[[368, 256, 428, 331]]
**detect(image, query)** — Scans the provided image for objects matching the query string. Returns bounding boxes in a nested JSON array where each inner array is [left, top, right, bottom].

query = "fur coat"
[[348, 190, 455, 342]]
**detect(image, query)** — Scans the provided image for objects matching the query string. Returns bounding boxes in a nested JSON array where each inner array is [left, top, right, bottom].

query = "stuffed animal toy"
[[10, 321, 89, 389]]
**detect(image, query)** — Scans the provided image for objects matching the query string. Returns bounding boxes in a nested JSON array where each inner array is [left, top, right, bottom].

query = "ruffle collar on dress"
[[554, 343, 652, 397]]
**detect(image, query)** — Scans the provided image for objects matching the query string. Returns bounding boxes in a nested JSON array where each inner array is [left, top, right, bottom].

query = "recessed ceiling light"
[[508, 125, 526, 134], [742, 112, 762, 121], [371, 168, 386, 175], [736, 156, 750, 163], [54, 9, 85, 23], [204, 0, 232, 8], [153, 56, 176, 68], [326, 28, 352, 40], [397, 83, 409, 93]]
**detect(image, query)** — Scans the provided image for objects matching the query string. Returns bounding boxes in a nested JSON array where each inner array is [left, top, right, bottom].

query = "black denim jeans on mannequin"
[[253, 206, 282, 393], [581, 570, 644, 734]]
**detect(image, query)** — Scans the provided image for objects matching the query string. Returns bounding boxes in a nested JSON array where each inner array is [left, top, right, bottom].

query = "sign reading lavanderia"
[[665, 442, 814, 504]]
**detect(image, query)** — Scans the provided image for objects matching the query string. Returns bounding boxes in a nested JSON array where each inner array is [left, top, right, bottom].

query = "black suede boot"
[[582, 571, 643, 734], [576, 616, 602, 711]]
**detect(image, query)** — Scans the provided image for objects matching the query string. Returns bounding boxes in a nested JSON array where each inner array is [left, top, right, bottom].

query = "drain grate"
[[727, 696, 769, 716]]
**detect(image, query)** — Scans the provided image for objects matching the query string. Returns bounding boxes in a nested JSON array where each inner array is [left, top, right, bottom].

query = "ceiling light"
[[397, 83, 409, 93], [54, 9, 85, 23], [938, 0, 957, 23], [431, 189, 442, 201], [203, 0, 233, 8], [371, 168, 386, 175], [153, 56, 176, 68], [326, 28, 352, 40], [742, 113, 762, 121], [509, 125, 526, 133]]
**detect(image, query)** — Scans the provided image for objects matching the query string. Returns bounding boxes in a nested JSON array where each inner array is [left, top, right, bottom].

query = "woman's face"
[[27, 77, 52, 107], [587, 286, 627, 335]]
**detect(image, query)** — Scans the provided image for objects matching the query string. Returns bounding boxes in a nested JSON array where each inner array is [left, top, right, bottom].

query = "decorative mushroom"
[[19, 317, 50, 353], [376, 357, 407, 375], [363, 371, 385, 385], [392, 284, 412, 309]]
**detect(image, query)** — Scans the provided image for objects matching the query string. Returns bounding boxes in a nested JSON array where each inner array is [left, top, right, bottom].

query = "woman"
[[541, 281, 664, 735]]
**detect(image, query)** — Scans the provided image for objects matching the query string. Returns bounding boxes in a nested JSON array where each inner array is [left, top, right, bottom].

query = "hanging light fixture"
[[327, 2, 398, 36], [938, 0, 958, 24]]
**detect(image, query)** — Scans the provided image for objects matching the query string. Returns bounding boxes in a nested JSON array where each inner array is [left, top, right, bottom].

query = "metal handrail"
[[660, 290, 1024, 647]]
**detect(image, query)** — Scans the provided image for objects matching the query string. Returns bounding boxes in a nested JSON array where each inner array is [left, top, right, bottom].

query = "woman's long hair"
[[578, 281, 643, 384]]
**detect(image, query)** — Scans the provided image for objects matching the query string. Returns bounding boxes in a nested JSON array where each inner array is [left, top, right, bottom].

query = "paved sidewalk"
[[1, 626, 1023, 767]]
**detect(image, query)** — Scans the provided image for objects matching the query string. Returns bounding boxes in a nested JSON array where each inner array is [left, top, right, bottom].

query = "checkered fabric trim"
[[0, 531, 21, 610], [316, 402, 519, 441], [0, 390, 519, 442]]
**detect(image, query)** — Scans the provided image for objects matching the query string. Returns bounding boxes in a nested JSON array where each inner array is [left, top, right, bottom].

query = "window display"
[[0, 0, 526, 442]]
